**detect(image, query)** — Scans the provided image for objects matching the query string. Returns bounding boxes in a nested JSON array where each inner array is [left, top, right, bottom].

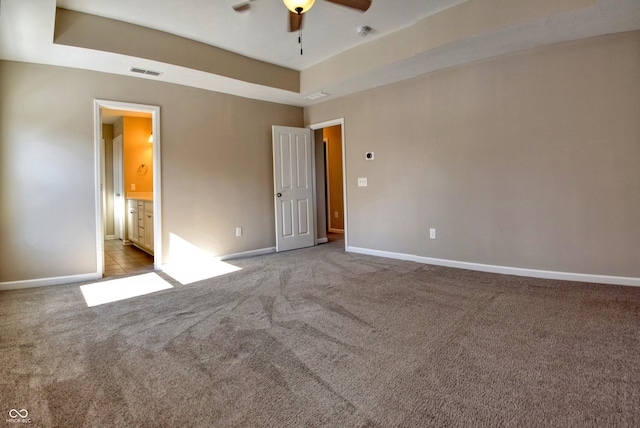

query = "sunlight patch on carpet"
[[163, 260, 241, 285], [80, 273, 173, 307], [164, 233, 242, 285]]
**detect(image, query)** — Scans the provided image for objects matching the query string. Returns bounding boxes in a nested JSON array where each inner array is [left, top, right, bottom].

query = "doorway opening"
[[94, 100, 162, 278], [310, 119, 347, 251]]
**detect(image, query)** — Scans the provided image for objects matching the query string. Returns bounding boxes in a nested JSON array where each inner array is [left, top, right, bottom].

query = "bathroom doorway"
[[310, 119, 347, 250], [94, 100, 162, 278]]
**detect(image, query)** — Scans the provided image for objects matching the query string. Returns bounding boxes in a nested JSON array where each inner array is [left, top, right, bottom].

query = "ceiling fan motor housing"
[[283, 0, 316, 14]]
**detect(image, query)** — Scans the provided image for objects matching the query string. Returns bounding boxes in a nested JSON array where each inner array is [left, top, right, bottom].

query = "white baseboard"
[[217, 247, 276, 261], [9, 246, 635, 290], [347, 246, 640, 287], [317, 237, 329, 244], [105, 235, 117, 240], [328, 228, 344, 234], [2, 247, 277, 292], [0, 273, 100, 291]]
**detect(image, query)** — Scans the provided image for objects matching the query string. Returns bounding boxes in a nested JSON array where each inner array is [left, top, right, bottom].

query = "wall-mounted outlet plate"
[[358, 177, 368, 187], [429, 228, 436, 239], [236, 227, 242, 237]]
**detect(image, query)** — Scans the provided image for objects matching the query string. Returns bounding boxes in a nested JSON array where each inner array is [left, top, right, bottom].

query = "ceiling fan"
[[233, 0, 372, 32]]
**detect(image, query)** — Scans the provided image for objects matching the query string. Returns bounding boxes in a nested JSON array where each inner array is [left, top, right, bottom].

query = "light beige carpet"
[[1, 237, 639, 427]]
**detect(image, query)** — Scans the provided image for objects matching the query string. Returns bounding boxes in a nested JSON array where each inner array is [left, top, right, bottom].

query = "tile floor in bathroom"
[[104, 239, 154, 278]]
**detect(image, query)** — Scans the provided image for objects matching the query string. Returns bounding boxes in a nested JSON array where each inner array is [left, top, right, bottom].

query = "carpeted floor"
[[1, 236, 640, 427]]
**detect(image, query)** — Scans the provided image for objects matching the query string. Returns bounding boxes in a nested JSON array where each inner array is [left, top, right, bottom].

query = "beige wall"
[[2, 31, 639, 284], [324, 125, 344, 231], [0, 60, 302, 283], [305, 31, 640, 278]]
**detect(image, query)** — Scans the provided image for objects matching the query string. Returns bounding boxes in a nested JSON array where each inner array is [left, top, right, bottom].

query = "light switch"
[[358, 178, 368, 187], [236, 227, 242, 237], [430, 228, 436, 239]]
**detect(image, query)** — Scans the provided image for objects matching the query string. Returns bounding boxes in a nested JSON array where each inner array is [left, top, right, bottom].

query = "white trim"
[[324, 137, 346, 234], [347, 246, 640, 287], [311, 131, 318, 246], [94, 100, 162, 277], [105, 235, 117, 240], [151, 107, 162, 270], [309, 118, 347, 251], [217, 247, 276, 261], [101, 138, 107, 240], [322, 138, 331, 230], [93, 103, 103, 277], [317, 237, 329, 244], [0, 273, 100, 291]]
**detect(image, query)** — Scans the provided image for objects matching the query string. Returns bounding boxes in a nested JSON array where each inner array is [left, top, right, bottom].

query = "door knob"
[[276, 193, 282, 197]]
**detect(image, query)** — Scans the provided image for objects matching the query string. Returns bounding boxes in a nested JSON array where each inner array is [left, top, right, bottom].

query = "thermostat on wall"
[[365, 152, 374, 160]]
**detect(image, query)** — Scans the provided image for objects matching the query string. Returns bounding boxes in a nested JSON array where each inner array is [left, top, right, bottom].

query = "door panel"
[[295, 140, 308, 188], [281, 200, 294, 237], [273, 126, 315, 252], [297, 199, 309, 235], [279, 139, 292, 190]]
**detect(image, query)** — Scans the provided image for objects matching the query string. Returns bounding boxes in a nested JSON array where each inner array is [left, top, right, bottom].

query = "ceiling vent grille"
[[130, 67, 162, 77], [304, 91, 329, 101]]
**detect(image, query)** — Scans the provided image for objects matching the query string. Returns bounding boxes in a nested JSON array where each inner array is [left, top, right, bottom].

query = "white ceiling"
[[1, 0, 639, 107], [56, 0, 468, 71]]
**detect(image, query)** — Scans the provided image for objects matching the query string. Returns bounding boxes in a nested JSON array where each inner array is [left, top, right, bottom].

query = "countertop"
[[126, 192, 153, 201]]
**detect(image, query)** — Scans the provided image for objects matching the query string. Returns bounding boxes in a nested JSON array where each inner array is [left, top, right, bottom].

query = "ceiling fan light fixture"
[[283, 0, 316, 14]]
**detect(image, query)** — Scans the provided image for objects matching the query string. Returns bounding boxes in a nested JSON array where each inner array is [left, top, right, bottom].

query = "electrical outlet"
[[236, 227, 242, 237], [429, 228, 436, 239], [358, 177, 367, 187]]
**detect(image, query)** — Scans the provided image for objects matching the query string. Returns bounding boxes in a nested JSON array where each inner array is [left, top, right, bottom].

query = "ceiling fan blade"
[[289, 11, 303, 32], [324, 0, 371, 12], [232, 1, 252, 12]]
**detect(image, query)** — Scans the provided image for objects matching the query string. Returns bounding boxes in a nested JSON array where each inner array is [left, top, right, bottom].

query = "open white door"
[[272, 126, 315, 252], [113, 135, 124, 240]]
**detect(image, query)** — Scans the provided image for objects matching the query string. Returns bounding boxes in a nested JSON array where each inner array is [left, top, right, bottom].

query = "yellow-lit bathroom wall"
[[324, 125, 343, 231], [123, 117, 153, 193]]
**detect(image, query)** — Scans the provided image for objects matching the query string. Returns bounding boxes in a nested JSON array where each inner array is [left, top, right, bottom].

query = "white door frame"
[[93, 100, 162, 276], [324, 137, 345, 233], [100, 138, 108, 239], [309, 118, 347, 250]]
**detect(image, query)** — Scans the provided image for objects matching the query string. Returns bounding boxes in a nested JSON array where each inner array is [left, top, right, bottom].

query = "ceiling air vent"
[[304, 92, 329, 101], [130, 67, 162, 77]]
